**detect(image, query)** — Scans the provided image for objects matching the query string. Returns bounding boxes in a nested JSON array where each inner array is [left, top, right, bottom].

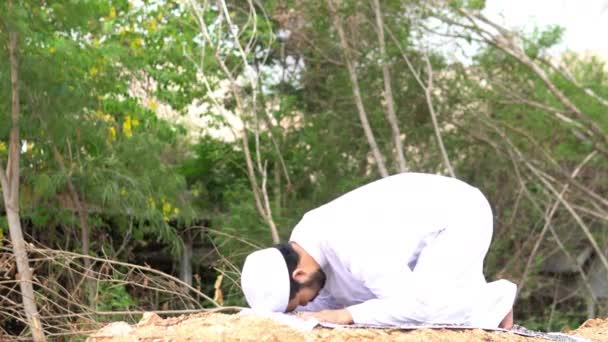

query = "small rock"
[[86, 321, 134, 341], [137, 312, 164, 327]]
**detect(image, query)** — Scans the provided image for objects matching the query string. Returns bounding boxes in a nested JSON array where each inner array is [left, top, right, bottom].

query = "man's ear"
[[292, 268, 308, 282]]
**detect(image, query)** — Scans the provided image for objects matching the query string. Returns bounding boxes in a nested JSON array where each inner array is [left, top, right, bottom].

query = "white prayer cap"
[[241, 248, 290, 312]]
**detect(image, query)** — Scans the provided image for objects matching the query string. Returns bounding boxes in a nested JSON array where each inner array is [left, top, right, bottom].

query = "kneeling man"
[[241, 173, 516, 329]]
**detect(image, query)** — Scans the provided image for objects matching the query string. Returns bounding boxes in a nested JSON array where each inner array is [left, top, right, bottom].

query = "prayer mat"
[[239, 310, 590, 342], [318, 322, 590, 342]]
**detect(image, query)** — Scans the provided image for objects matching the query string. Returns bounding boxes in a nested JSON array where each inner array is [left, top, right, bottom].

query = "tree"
[[0, 1, 204, 334], [0, 1, 45, 340]]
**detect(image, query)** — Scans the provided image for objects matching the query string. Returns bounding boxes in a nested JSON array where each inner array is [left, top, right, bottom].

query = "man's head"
[[241, 242, 326, 313]]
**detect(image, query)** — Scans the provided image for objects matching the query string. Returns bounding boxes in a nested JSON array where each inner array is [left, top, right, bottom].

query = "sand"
[[86, 312, 607, 342]]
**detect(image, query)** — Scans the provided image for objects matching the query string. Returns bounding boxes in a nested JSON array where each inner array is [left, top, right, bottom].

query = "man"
[[241, 173, 516, 329]]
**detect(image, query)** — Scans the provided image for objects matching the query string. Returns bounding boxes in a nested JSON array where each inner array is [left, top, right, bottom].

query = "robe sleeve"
[[296, 289, 341, 312], [343, 240, 472, 326], [344, 222, 504, 326], [344, 262, 435, 325]]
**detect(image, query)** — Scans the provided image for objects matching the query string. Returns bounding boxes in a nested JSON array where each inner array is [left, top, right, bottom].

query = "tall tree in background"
[[0, 2, 45, 340], [0, 0, 606, 336], [0, 0, 201, 329]]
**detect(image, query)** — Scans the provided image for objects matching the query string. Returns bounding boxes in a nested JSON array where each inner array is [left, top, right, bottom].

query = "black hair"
[[274, 243, 301, 300]]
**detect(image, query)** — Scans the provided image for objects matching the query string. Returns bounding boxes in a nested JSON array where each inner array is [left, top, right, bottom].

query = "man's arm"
[[345, 263, 434, 325], [299, 309, 353, 325], [346, 276, 516, 327], [295, 289, 341, 312], [299, 268, 432, 325], [296, 289, 355, 324]]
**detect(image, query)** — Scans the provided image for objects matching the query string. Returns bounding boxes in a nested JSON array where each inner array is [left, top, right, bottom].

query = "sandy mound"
[[570, 318, 608, 342], [87, 312, 608, 342]]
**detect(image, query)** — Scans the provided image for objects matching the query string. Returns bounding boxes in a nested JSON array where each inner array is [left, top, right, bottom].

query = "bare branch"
[[384, 25, 455, 176], [480, 115, 608, 285], [0, 161, 7, 199], [372, 0, 407, 172], [326, 0, 389, 178], [187, 0, 280, 243], [519, 151, 596, 293], [474, 116, 601, 306], [422, 52, 455, 177], [457, 9, 608, 157]]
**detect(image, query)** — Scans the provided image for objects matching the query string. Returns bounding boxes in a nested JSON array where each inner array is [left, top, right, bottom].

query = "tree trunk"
[[50, 146, 94, 305], [372, 0, 407, 172], [327, 0, 389, 178], [0, 16, 46, 341], [180, 230, 193, 286], [240, 128, 281, 243], [422, 53, 455, 177]]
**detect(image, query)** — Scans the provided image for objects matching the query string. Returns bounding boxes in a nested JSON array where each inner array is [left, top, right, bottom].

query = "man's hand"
[[298, 309, 354, 325]]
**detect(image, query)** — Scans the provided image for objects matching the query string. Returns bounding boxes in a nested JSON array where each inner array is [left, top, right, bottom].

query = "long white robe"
[[290, 173, 516, 327]]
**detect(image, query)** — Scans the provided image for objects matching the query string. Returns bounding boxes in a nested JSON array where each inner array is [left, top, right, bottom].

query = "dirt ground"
[[86, 312, 608, 342]]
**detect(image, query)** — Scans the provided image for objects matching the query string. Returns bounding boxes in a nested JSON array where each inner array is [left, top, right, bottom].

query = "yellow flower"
[[130, 37, 143, 50], [149, 99, 158, 112], [96, 111, 114, 123], [123, 116, 133, 137], [108, 126, 117, 142], [173, 207, 180, 215], [161, 198, 174, 221], [109, 6, 117, 19], [162, 199, 171, 213], [0, 141, 6, 152], [146, 18, 158, 32], [89, 67, 99, 77], [49, 46, 56, 54], [147, 197, 156, 209]]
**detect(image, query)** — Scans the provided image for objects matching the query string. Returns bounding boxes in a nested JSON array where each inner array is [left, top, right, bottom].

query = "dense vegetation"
[[1, 0, 606, 339]]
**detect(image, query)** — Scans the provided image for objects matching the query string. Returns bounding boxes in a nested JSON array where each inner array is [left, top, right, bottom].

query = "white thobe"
[[290, 173, 516, 327]]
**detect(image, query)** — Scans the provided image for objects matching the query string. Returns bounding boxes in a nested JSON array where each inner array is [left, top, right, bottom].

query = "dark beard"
[[302, 268, 327, 290]]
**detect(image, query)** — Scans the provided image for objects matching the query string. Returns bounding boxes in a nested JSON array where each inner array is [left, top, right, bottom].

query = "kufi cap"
[[241, 248, 290, 312]]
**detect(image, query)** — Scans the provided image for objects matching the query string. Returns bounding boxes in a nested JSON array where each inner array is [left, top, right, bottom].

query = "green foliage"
[[96, 283, 136, 311], [0, 0, 204, 258], [0, 215, 6, 235], [95, 282, 137, 323], [524, 25, 565, 58], [520, 301, 588, 332], [448, 0, 486, 10], [1, 0, 607, 334], [466, 0, 486, 10]]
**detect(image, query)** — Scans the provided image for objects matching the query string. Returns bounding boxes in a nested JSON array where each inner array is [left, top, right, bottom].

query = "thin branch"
[[475, 116, 600, 306], [29, 247, 220, 307], [519, 151, 596, 293], [187, 0, 280, 242], [42, 306, 243, 320], [458, 10, 608, 157], [372, 0, 407, 172], [326, 0, 389, 177], [422, 52, 455, 177], [384, 24, 454, 176], [479, 115, 608, 285], [0, 161, 7, 199]]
